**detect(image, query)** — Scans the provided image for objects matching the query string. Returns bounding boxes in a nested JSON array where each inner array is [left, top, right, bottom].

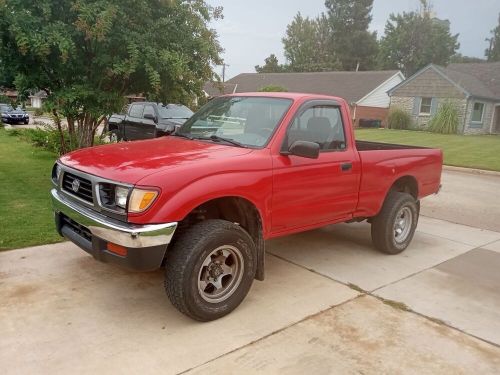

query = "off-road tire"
[[165, 219, 256, 321], [371, 191, 419, 255]]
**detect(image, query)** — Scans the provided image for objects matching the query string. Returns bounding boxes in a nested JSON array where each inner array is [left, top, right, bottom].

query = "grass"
[[356, 128, 500, 172], [0, 127, 62, 250]]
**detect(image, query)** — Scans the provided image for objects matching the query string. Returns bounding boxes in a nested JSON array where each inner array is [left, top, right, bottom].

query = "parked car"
[[51, 92, 443, 321], [108, 102, 193, 141], [0, 104, 29, 124]]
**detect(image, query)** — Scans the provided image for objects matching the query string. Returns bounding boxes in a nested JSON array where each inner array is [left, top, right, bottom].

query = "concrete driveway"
[[1, 169, 500, 374]]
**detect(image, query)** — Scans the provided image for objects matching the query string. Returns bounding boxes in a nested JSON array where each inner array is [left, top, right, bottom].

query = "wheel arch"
[[389, 175, 419, 200], [174, 196, 266, 281]]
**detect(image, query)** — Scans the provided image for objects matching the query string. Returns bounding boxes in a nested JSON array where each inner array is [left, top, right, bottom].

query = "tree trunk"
[[52, 109, 66, 155]]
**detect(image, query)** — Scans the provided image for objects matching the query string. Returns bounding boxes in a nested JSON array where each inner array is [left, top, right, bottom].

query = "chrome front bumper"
[[51, 188, 177, 270]]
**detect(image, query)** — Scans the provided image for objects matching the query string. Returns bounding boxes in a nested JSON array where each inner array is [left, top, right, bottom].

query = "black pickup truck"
[[108, 102, 193, 141]]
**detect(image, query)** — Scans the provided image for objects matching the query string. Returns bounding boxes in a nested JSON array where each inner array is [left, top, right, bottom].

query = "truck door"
[[271, 103, 361, 232], [125, 103, 145, 140]]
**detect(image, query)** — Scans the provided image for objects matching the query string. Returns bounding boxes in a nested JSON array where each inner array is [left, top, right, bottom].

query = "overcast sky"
[[207, 0, 500, 79]]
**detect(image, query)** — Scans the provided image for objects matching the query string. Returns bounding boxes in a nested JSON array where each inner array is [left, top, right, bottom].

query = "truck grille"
[[62, 172, 94, 203]]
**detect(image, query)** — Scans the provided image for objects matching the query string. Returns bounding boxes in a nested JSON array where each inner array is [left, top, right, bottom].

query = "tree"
[[324, 0, 378, 71], [485, 13, 500, 62], [0, 0, 222, 151], [282, 12, 340, 72], [255, 54, 287, 73], [378, 4, 459, 76]]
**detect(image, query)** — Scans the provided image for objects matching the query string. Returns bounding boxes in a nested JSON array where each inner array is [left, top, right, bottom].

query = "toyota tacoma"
[[51, 93, 442, 321]]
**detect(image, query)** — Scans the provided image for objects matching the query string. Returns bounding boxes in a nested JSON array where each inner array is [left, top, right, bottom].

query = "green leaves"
[[1, 0, 222, 148], [378, 11, 459, 76], [486, 13, 500, 62]]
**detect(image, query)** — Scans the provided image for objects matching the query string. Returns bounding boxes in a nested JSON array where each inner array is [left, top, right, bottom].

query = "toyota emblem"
[[71, 179, 81, 193]]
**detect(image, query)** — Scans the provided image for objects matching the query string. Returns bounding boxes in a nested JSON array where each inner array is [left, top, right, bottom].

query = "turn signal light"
[[107, 243, 127, 257], [129, 189, 158, 213]]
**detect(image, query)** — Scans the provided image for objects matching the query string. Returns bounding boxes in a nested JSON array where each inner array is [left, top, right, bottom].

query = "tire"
[[24, 120, 29, 125], [165, 219, 256, 321], [371, 191, 419, 255]]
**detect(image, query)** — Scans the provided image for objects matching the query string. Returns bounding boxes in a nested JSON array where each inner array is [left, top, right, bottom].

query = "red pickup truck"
[[51, 93, 442, 321]]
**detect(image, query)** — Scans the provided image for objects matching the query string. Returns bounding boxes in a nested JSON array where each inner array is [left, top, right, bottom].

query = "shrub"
[[388, 107, 412, 130], [428, 101, 459, 134], [33, 108, 45, 116], [8, 124, 106, 155], [259, 85, 288, 92]]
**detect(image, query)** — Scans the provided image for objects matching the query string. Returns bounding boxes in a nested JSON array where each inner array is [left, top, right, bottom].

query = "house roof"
[[225, 70, 402, 104], [389, 62, 500, 101], [29, 90, 48, 99], [203, 82, 238, 97], [441, 62, 500, 100]]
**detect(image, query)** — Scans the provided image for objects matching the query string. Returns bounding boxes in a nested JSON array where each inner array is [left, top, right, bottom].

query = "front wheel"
[[371, 192, 419, 254], [165, 220, 256, 321]]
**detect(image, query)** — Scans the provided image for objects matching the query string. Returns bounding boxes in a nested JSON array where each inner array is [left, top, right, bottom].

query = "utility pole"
[[222, 63, 229, 82]]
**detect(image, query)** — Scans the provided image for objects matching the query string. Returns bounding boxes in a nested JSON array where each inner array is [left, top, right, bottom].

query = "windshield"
[[0, 105, 13, 112], [178, 96, 292, 148], [158, 104, 193, 119]]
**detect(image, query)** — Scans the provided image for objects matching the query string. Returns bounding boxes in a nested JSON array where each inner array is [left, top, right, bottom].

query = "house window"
[[420, 97, 432, 114], [471, 102, 485, 123]]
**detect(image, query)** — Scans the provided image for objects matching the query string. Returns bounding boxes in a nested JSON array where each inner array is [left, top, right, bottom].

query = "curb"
[[443, 165, 500, 177]]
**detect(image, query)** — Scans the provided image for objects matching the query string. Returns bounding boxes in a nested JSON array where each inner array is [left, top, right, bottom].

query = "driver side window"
[[283, 106, 346, 152]]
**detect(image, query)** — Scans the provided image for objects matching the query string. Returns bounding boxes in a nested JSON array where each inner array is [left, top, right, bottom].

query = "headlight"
[[115, 186, 129, 209], [52, 163, 62, 183], [128, 188, 158, 213], [97, 184, 158, 214]]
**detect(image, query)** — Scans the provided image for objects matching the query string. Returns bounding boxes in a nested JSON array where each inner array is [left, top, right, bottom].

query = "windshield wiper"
[[172, 132, 193, 140], [209, 135, 246, 148], [192, 135, 245, 148]]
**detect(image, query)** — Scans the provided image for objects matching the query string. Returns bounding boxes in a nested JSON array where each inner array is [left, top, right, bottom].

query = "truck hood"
[[59, 136, 253, 185]]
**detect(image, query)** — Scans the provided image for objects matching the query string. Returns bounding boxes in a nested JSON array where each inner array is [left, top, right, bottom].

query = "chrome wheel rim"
[[394, 207, 413, 244], [198, 245, 244, 303]]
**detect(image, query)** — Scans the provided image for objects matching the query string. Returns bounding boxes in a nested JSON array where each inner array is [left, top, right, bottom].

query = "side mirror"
[[144, 113, 157, 122], [284, 141, 320, 159]]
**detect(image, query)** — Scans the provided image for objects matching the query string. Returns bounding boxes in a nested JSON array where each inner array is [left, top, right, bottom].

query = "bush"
[[33, 108, 45, 116], [388, 107, 412, 130], [428, 101, 459, 134], [259, 85, 288, 92], [8, 124, 106, 155]]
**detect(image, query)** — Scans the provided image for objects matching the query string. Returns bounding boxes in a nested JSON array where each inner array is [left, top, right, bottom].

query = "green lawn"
[[355, 129, 500, 172], [0, 128, 62, 250]]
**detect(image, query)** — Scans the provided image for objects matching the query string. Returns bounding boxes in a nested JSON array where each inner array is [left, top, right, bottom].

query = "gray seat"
[[307, 117, 332, 149]]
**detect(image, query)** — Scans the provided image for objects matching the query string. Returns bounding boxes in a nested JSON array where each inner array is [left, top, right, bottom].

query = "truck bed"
[[356, 140, 428, 151]]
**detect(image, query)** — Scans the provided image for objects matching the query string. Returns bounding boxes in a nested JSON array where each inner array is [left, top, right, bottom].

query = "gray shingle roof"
[[436, 63, 500, 100], [225, 70, 401, 103], [203, 82, 238, 97]]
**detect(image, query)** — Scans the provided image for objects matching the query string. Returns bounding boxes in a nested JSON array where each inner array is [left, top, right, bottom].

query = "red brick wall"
[[351, 106, 389, 128]]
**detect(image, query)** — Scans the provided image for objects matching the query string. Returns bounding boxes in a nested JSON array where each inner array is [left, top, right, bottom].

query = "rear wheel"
[[371, 191, 418, 254], [165, 220, 256, 321]]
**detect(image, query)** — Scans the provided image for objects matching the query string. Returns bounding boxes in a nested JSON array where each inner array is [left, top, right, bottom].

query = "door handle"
[[341, 163, 352, 172]]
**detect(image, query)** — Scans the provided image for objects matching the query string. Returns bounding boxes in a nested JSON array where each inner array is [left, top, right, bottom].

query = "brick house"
[[388, 63, 500, 134], [207, 70, 404, 127]]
